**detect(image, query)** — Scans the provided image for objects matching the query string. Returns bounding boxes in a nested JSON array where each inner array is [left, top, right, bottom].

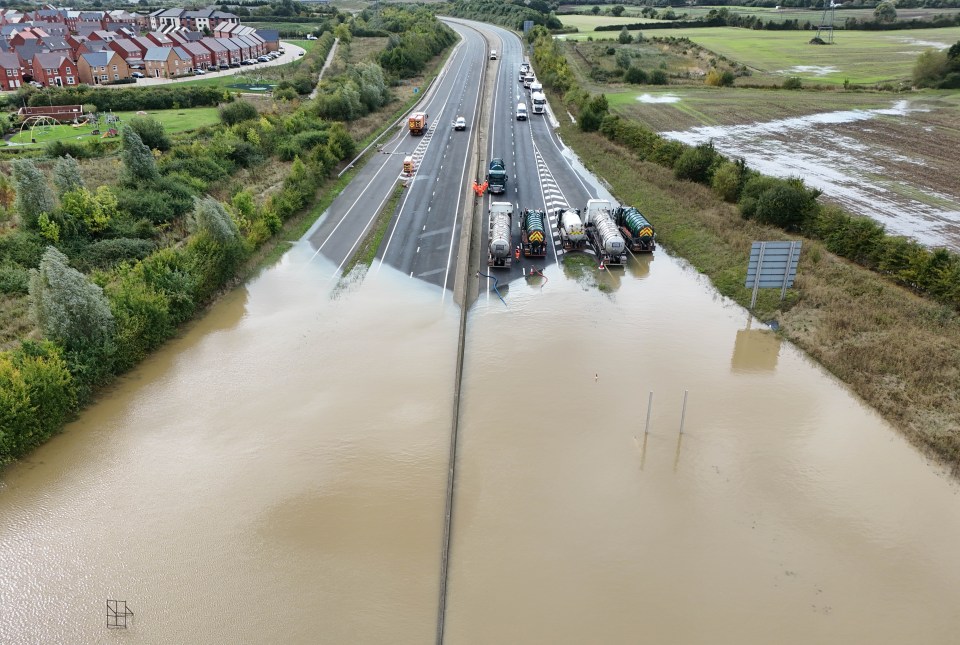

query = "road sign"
[[523, 20, 534, 33], [414, 87, 419, 94], [745, 241, 801, 308]]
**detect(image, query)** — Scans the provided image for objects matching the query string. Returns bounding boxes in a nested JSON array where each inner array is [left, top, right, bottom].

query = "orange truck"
[[408, 111, 428, 136]]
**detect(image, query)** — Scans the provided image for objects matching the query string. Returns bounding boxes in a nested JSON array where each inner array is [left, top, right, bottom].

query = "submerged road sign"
[[746, 240, 802, 308]]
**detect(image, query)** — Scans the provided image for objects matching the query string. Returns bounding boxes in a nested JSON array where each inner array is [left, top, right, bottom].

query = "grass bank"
[[555, 118, 960, 472]]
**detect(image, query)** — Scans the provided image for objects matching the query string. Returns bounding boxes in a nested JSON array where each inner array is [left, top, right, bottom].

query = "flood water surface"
[[2, 243, 960, 643]]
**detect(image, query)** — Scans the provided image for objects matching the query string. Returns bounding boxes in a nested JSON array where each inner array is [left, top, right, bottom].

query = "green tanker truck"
[[520, 209, 547, 258], [614, 206, 656, 253]]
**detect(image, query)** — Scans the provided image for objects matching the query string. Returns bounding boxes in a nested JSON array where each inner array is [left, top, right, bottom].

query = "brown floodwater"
[[2, 241, 960, 644]]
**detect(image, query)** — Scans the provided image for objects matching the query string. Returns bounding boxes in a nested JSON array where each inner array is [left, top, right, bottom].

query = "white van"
[[523, 74, 534, 89], [516, 102, 527, 121], [530, 81, 543, 95], [490, 49, 497, 60]]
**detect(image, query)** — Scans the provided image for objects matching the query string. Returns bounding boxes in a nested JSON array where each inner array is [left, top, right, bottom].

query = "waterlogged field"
[[5, 107, 220, 147], [607, 86, 910, 131], [559, 5, 960, 25], [562, 26, 960, 84]]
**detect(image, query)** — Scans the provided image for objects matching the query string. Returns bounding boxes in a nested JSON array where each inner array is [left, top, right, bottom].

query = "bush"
[[76, 238, 156, 271], [0, 262, 29, 294], [649, 69, 668, 85], [126, 116, 171, 151], [741, 176, 819, 231], [782, 76, 803, 89], [624, 66, 648, 84], [673, 141, 721, 185], [219, 100, 259, 126], [0, 229, 45, 267], [711, 159, 746, 202]]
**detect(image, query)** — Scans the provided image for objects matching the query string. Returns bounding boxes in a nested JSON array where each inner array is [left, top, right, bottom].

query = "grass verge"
[[342, 181, 404, 277]]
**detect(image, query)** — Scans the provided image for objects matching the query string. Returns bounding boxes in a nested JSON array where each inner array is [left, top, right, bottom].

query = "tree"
[[120, 128, 158, 183], [11, 159, 55, 230], [28, 246, 115, 352], [219, 100, 258, 126], [591, 6, 601, 15], [52, 155, 84, 198], [912, 49, 948, 87], [616, 49, 632, 70], [618, 27, 633, 45], [874, 1, 897, 23], [189, 196, 241, 245], [612, 5, 625, 17]]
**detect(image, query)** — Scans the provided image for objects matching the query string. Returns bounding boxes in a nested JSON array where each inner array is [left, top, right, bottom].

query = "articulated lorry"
[[487, 158, 507, 194], [531, 91, 546, 115], [488, 202, 514, 268]]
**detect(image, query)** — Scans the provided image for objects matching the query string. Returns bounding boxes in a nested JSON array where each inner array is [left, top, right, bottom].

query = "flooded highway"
[[3, 240, 960, 643]]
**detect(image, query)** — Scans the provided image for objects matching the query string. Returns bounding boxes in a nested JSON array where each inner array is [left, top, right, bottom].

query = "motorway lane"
[[305, 24, 483, 283], [376, 21, 486, 294]]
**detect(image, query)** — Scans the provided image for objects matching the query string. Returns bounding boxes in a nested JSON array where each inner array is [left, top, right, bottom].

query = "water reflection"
[[731, 323, 782, 373], [626, 252, 653, 280]]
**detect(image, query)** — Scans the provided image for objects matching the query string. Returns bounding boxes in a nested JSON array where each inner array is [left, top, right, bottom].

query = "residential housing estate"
[[0, 5, 275, 88]]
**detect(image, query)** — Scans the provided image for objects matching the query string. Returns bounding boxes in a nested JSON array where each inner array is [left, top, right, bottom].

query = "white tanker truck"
[[488, 201, 514, 268], [555, 207, 587, 251], [584, 199, 627, 266]]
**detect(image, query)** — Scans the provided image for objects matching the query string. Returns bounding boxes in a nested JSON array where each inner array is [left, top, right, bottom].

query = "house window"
[[100, 74, 107, 80], [114, 74, 118, 80], [112, 65, 117, 71], [67, 76, 74, 85], [66, 67, 72, 73], [5, 69, 14, 75]]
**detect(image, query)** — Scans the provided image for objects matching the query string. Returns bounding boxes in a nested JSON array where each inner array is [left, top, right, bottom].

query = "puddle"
[[636, 93, 681, 103], [780, 65, 839, 76]]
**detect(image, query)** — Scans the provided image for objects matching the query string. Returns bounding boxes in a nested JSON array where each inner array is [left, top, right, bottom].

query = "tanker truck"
[[555, 207, 587, 251], [487, 158, 507, 194], [520, 208, 547, 258], [488, 202, 514, 268], [584, 199, 627, 266], [614, 206, 656, 253]]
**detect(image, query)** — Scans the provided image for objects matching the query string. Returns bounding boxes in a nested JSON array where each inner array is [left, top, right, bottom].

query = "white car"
[[454, 116, 466, 131]]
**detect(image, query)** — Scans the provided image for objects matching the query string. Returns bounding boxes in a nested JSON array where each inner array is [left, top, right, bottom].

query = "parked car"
[[240, 59, 254, 65], [193, 68, 206, 75], [278, 48, 285, 54], [298, 52, 304, 57], [257, 56, 270, 63], [28, 80, 44, 88], [454, 116, 466, 131], [229, 62, 240, 68], [130, 72, 144, 79], [219, 63, 230, 70], [305, 34, 318, 40]]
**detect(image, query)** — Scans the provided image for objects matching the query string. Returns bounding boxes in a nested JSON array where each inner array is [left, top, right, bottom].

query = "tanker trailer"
[[615, 206, 656, 253], [584, 199, 627, 266], [488, 202, 514, 268], [555, 207, 587, 251], [520, 209, 547, 258]]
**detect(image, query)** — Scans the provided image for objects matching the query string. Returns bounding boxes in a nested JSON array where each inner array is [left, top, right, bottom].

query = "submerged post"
[[644, 391, 653, 434], [679, 390, 688, 434]]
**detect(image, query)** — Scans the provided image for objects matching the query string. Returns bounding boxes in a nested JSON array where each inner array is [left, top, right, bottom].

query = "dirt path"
[[308, 37, 339, 100]]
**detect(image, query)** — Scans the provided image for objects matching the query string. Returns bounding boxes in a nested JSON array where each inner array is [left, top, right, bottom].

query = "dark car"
[[219, 63, 229, 70], [229, 62, 240, 68]]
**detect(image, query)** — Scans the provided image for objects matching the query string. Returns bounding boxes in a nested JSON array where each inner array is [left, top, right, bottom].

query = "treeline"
[[0, 104, 355, 465], [440, 1, 563, 30], [19, 85, 228, 113], [377, 7, 457, 78], [913, 40, 960, 88], [274, 30, 336, 97], [528, 25, 960, 312], [593, 12, 960, 31]]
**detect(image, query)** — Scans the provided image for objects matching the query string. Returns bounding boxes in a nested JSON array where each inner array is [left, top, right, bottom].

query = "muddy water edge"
[[3, 242, 960, 642]]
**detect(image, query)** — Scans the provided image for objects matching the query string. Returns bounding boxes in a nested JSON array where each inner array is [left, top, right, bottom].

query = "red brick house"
[[143, 45, 190, 78], [180, 41, 212, 71], [0, 51, 23, 90], [32, 52, 76, 87]]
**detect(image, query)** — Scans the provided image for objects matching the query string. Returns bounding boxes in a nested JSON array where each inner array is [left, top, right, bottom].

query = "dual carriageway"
[[305, 19, 613, 298]]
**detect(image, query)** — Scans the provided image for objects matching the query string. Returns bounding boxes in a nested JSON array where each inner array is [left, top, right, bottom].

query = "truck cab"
[[523, 74, 535, 89]]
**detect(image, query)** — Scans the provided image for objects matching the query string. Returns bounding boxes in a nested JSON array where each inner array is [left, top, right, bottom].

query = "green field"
[[560, 5, 960, 26], [604, 86, 933, 131], [561, 26, 960, 84], [174, 73, 278, 93], [5, 107, 220, 148]]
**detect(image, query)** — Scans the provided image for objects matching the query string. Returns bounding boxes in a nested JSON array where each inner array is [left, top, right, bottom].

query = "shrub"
[[126, 116, 171, 151], [219, 100, 259, 126], [673, 141, 721, 185], [0, 229, 45, 267], [624, 66, 648, 84], [782, 76, 802, 89], [649, 69, 668, 85], [0, 262, 29, 294], [711, 159, 746, 202], [105, 264, 173, 373], [76, 238, 156, 271]]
